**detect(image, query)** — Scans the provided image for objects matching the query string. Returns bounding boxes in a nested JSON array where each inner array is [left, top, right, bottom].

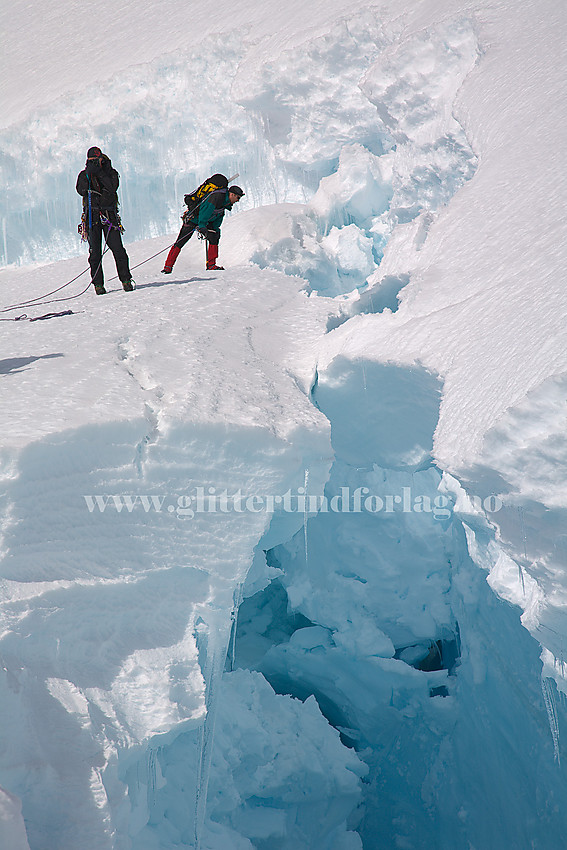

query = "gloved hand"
[[197, 227, 209, 239], [86, 159, 102, 176]]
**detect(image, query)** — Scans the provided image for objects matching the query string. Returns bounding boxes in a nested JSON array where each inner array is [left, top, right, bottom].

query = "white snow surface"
[[1, 0, 567, 847]]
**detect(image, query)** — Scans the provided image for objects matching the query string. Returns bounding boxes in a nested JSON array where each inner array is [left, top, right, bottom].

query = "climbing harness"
[[100, 210, 125, 233], [81, 202, 124, 240], [78, 211, 88, 241]]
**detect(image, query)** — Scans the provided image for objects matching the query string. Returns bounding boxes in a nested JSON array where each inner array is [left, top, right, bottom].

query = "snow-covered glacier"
[[1, 0, 567, 847]]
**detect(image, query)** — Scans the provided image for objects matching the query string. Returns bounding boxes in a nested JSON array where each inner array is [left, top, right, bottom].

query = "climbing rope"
[[103, 243, 172, 284], [0, 242, 176, 319], [0, 221, 116, 316], [0, 173, 240, 317], [0, 265, 92, 314]]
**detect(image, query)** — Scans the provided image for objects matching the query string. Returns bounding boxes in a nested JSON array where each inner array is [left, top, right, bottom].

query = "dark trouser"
[[88, 210, 131, 286], [163, 222, 220, 271], [173, 222, 220, 249]]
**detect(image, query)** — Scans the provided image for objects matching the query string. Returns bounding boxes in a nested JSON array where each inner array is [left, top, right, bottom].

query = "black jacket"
[[76, 157, 120, 211]]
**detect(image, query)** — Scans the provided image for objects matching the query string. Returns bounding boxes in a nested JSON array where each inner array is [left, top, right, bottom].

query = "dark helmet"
[[229, 185, 245, 198], [87, 146, 102, 159]]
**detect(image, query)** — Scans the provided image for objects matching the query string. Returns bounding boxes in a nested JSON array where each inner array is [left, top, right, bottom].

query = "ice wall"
[[0, 10, 476, 296], [454, 374, 567, 701], [0, 266, 342, 849], [233, 355, 567, 848], [219, 12, 567, 850]]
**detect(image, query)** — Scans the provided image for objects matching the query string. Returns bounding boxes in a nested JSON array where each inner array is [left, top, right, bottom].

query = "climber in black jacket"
[[76, 147, 134, 295]]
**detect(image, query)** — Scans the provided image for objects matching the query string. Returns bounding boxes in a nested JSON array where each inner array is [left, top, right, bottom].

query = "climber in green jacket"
[[162, 181, 245, 272]]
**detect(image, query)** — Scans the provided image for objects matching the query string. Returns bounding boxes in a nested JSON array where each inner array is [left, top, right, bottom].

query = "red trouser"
[[162, 223, 220, 271], [206, 243, 219, 269]]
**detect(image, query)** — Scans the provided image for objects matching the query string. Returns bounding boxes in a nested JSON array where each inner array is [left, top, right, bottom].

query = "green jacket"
[[194, 188, 234, 233]]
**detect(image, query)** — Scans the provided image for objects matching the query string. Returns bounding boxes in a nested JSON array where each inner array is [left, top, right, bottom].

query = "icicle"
[[146, 746, 157, 816], [228, 583, 244, 672], [193, 610, 233, 850], [516, 508, 528, 594], [541, 676, 561, 764], [359, 358, 371, 417], [518, 506, 529, 561], [303, 468, 310, 568], [368, 288, 376, 313], [2, 217, 7, 266], [518, 563, 526, 596]]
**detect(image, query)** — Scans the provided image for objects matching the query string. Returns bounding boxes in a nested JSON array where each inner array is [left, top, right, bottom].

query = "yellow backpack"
[[183, 173, 228, 222]]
